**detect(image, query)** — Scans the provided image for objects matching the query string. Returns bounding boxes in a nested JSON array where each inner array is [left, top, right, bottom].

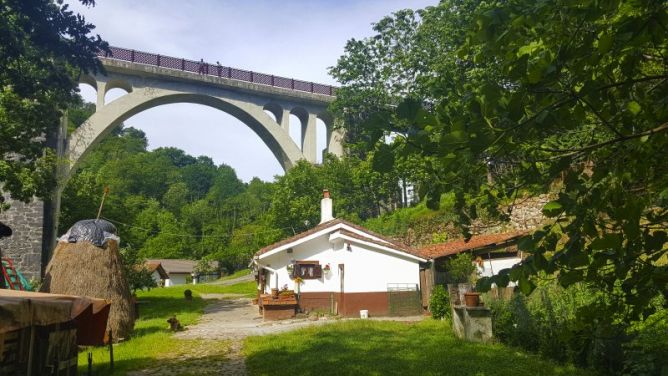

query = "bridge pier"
[[302, 113, 318, 163]]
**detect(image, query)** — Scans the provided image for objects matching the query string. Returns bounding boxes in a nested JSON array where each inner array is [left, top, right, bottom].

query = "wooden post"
[[108, 330, 114, 371], [96, 187, 109, 220], [26, 326, 35, 376], [87, 352, 93, 376]]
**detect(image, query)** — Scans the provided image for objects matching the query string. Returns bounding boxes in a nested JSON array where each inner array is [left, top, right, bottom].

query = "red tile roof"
[[254, 219, 423, 260], [420, 231, 525, 260]]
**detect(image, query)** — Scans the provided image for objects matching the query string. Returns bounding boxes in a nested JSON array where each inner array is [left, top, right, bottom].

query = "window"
[[293, 261, 322, 279]]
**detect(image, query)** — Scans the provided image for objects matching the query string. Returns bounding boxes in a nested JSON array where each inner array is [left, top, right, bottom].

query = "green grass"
[[188, 280, 257, 295], [218, 268, 252, 281], [243, 319, 594, 376], [78, 282, 255, 375]]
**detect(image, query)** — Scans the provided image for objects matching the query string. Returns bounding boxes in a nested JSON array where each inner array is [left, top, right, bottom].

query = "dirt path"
[[171, 294, 337, 375]]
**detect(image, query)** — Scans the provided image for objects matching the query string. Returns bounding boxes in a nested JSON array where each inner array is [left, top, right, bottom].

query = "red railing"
[[97, 46, 336, 97]]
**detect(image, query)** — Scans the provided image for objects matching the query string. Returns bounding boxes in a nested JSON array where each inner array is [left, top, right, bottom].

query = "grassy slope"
[[244, 320, 594, 376], [79, 282, 256, 375], [218, 268, 252, 281]]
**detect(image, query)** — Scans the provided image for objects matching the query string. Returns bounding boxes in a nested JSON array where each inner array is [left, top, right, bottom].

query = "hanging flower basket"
[[323, 263, 331, 274]]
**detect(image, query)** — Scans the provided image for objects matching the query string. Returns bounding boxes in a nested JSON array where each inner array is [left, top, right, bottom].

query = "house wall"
[[477, 256, 522, 278], [165, 273, 188, 286], [151, 271, 162, 285], [258, 232, 421, 316], [260, 235, 420, 294]]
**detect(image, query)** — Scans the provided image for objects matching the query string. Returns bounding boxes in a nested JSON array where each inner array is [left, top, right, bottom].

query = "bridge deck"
[[98, 46, 336, 97]]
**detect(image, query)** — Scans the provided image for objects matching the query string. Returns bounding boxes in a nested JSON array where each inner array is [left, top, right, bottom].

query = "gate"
[[387, 283, 422, 316]]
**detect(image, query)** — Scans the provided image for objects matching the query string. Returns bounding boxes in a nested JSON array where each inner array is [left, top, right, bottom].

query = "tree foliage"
[[60, 116, 406, 273], [331, 0, 667, 328], [0, 0, 107, 204]]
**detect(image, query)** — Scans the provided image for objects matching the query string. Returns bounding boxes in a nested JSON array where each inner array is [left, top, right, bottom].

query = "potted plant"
[[464, 291, 481, 307], [323, 263, 331, 275], [293, 276, 304, 294]]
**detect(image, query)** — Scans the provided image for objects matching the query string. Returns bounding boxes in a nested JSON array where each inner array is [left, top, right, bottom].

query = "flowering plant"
[[323, 263, 331, 272], [293, 276, 304, 284]]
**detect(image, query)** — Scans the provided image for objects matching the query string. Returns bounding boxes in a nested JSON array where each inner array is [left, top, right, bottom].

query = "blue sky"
[[69, 0, 437, 181]]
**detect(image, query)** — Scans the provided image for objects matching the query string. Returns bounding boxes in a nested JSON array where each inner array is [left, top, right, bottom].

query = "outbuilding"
[[141, 261, 169, 286], [420, 231, 525, 287], [252, 190, 427, 318], [145, 259, 219, 286]]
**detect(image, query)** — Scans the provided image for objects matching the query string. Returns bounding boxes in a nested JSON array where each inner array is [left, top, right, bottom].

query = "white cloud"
[[70, 0, 437, 181]]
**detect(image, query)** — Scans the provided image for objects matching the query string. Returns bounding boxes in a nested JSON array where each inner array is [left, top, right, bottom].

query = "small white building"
[[142, 262, 169, 286], [144, 259, 219, 286], [252, 190, 427, 317]]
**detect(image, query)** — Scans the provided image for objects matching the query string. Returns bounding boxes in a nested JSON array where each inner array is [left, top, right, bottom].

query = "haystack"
[[41, 239, 135, 340]]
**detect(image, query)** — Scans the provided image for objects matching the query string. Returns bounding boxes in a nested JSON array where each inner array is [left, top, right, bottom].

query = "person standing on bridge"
[[198, 59, 206, 75]]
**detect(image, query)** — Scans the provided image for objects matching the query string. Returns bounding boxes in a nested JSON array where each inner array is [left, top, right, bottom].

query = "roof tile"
[[419, 231, 525, 259]]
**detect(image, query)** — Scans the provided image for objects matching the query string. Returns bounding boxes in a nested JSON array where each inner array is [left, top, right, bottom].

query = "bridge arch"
[[66, 87, 305, 182]]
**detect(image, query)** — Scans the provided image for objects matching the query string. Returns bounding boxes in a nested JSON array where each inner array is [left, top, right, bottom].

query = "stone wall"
[[401, 194, 552, 247], [471, 194, 552, 235], [0, 196, 45, 281]]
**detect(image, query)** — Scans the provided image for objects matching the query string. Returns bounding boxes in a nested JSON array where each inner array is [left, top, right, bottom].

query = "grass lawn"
[[244, 319, 594, 376], [78, 282, 255, 375], [218, 268, 252, 281]]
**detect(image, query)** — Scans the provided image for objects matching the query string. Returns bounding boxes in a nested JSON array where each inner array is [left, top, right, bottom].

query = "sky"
[[68, 0, 437, 182]]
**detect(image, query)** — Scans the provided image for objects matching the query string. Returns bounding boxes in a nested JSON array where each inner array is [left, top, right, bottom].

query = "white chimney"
[[320, 189, 334, 223]]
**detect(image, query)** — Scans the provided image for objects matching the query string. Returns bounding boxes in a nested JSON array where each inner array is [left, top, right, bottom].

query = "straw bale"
[[41, 239, 134, 340]]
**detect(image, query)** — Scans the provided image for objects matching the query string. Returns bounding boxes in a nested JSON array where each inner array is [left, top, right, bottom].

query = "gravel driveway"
[[167, 294, 338, 375]]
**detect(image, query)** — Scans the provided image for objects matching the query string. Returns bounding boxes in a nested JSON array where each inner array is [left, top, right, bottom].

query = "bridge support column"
[[302, 113, 318, 163], [96, 81, 106, 110], [327, 127, 345, 157], [280, 108, 291, 133]]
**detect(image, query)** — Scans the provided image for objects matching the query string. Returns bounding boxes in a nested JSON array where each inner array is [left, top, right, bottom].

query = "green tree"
[[0, 0, 107, 205], [331, 0, 667, 325]]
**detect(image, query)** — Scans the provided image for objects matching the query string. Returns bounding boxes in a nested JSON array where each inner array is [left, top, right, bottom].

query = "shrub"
[[623, 309, 668, 376], [444, 253, 477, 284], [429, 285, 450, 320], [485, 281, 666, 374]]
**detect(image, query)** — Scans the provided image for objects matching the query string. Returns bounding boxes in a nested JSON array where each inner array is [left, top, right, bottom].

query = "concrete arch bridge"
[[0, 46, 343, 280]]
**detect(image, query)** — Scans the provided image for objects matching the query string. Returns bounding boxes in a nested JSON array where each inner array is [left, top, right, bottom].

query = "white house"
[[141, 261, 169, 286], [252, 190, 427, 317], [144, 259, 219, 286]]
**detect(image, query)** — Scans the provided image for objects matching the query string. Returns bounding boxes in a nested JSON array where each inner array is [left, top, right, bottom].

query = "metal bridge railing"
[[97, 46, 337, 97]]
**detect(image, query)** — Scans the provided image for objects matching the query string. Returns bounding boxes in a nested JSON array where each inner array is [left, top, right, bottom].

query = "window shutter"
[[314, 265, 323, 278]]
